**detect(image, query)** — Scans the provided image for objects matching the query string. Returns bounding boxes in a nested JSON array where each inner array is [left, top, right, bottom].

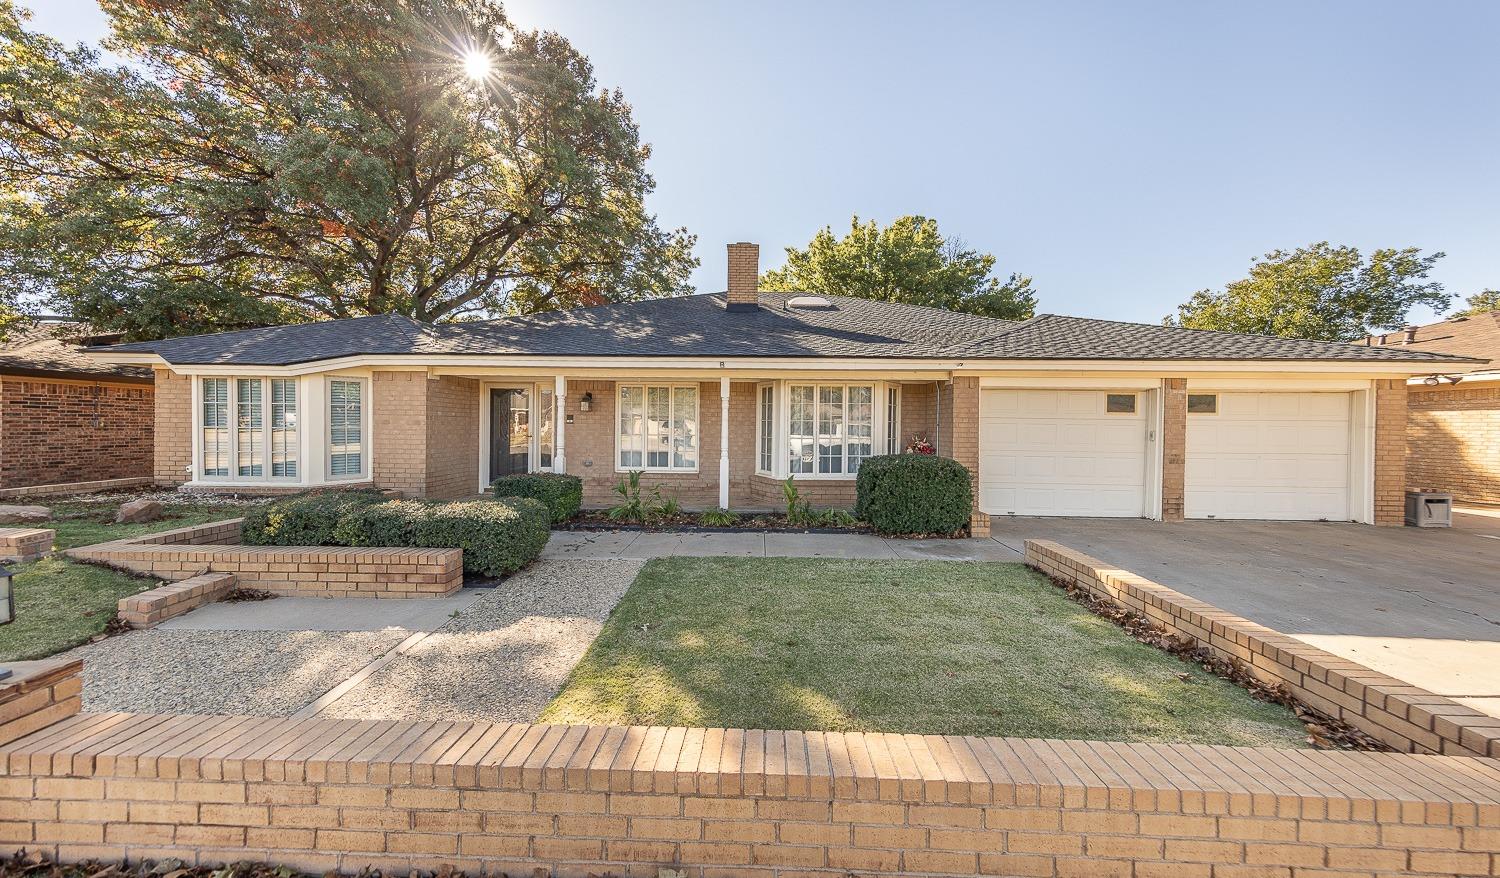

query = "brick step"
[[117, 572, 238, 628]]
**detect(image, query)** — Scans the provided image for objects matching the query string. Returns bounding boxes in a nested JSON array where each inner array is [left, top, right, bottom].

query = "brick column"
[[1374, 378, 1409, 526], [947, 376, 988, 537], [1161, 378, 1187, 521], [153, 368, 192, 485], [372, 371, 429, 497]]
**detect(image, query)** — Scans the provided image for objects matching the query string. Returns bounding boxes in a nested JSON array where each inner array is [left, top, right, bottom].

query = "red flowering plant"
[[905, 436, 936, 455]]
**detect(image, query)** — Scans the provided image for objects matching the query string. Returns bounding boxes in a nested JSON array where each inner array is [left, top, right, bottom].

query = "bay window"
[[789, 383, 877, 475], [618, 384, 698, 471], [762, 381, 899, 479], [199, 376, 299, 482], [328, 378, 366, 478]]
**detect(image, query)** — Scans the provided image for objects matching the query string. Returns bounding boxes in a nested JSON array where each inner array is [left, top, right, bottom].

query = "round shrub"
[[854, 454, 973, 536], [492, 472, 583, 524], [409, 498, 550, 577], [241, 488, 387, 546]]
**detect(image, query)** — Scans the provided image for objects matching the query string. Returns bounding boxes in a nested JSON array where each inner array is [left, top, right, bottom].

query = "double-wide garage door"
[[978, 388, 1354, 521]]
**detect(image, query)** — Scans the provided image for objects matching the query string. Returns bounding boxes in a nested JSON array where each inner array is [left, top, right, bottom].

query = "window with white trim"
[[618, 384, 698, 471], [757, 385, 774, 474], [199, 377, 299, 481], [789, 383, 875, 475], [270, 379, 298, 477], [328, 378, 366, 478], [201, 378, 230, 477], [886, 386, 900, 454]]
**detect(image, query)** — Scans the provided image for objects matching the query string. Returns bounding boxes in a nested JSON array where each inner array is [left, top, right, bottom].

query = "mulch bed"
[[1045, 574, 1392, 751], [560, 511, 873, 535], [1, 850, 609, 878]]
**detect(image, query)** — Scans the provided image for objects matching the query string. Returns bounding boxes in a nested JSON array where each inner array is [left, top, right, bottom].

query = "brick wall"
[[1161, 378, 1187, 521], [565, 380, 762, 510], [117, 572, 237, 628], [899, 381, 937, 452], [0, 659, 80, 748], [66, 518, 462, 598], [945, 377, 986, 536], [425, 376, 479, 499], [153, 369, 191, 486], [1408, 384, 1500, 504], [1374, 379, 1409, 526], [0, 376, 153, 490], [373, 371, 429, 497], [1027, 539, 1500, 757], [8, 707, 1500, 878]]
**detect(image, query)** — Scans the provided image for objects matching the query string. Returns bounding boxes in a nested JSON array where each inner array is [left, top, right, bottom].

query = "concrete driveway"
[[989, 510, 1500, 717]]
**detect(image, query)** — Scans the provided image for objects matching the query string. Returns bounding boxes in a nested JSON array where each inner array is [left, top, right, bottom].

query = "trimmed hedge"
[[241, 488, 386, 546], [855, 454, 973, 536], [332, 497, 550, 577], [412, 498, 550, 577], [492, 472, 582, 524]]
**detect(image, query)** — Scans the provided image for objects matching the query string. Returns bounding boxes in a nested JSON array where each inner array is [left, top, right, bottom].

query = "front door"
[[490, 388, 530, 479]]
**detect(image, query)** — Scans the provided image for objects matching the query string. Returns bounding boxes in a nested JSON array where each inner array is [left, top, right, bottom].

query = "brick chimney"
[[726, 242, 760, 312]]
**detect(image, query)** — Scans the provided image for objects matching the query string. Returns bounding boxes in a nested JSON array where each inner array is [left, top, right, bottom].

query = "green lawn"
[[0, 500, 252, 662], [542, 558, 1309, 747], [44, 500, 253, 549]]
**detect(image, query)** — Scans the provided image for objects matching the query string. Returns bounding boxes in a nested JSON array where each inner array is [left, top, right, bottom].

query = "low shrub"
[[331, 499, 429, 547], [331, 497, 549, 576], [699, 507, 740, 527], [491, 472, 583, 524], [241, 489, 386, 546], [855, 454, 973, 535], [410, 498, 550, 577]]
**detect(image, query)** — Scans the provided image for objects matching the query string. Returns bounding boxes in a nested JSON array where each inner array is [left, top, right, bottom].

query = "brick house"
[[1363, 313, 1500, 505], [0, 320, 154, 490], [87, 244, 1478, 533]]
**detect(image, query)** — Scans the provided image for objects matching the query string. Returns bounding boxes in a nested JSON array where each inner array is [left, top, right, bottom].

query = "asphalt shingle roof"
[[91, 293, 1484, 367], [0, 321, 153, 381]]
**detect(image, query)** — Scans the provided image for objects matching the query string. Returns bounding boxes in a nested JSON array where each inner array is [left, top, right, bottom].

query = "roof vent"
[[785, 295, 835, 311]]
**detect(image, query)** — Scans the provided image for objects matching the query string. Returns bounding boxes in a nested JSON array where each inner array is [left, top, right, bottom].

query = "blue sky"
[[23, 0, 1500, 325]]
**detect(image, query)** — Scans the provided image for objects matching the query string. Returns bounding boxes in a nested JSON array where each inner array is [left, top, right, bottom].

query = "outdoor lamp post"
[[0, 565, 12, 681]]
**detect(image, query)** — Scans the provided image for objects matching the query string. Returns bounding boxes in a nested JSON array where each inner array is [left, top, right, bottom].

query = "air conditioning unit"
[[1405, 491, 1453, 528]]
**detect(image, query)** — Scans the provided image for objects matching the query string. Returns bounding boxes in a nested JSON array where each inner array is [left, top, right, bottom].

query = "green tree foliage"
[[0, 0, 696, 339], [1453, 290, 1500, 318], [1167, 242, 1449, 342], [759, 215, 1037, 321]]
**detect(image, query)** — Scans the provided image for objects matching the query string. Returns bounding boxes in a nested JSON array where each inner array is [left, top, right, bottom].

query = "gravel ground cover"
[[318, 559, 642, 722], [72, 630, 407, 716]]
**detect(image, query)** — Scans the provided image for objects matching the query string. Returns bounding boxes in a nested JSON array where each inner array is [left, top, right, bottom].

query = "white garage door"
[[1186, 392, 1351, 521], [979, 389, 1149, 517]]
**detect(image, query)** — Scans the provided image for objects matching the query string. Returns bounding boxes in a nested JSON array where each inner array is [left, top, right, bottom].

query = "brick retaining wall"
[[6, 704, 1500, 877], [117, 572, 238, 628], [0, 526, 53, 562], [1026, 539, 1500, 759], [67, 519, 463, 598], [0, 659, 81, 747]]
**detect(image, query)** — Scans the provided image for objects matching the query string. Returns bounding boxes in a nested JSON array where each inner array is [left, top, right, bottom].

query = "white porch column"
[[719, 376, 731, 509], [553, 375, 567, 474]]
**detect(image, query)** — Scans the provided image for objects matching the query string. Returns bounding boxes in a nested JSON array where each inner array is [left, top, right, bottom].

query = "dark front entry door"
[[490, 388, 530, 479]]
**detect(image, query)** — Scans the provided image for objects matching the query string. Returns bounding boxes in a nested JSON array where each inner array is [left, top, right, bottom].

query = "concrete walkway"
[[542, 529, 1023, 561]]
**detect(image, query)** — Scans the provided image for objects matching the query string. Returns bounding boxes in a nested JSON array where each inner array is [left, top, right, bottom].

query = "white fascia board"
[[150, 353, 1447, 378]]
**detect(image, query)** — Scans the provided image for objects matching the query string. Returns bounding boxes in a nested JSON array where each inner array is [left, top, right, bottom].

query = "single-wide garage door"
[[1186, 391, 1351, 521], [979, 389, 1149, 517]]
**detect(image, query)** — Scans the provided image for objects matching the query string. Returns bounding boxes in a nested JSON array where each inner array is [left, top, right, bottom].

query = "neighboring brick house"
[[0, 320, 155, 490], [88, 243, 1478, 532], [1363, 313, 1500, 505]]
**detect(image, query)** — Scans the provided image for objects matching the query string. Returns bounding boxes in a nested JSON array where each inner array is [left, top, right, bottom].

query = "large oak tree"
[[0, 0, 696, 338], [1167, 242, 1450, 342], [759, 215, 1038, 321]]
